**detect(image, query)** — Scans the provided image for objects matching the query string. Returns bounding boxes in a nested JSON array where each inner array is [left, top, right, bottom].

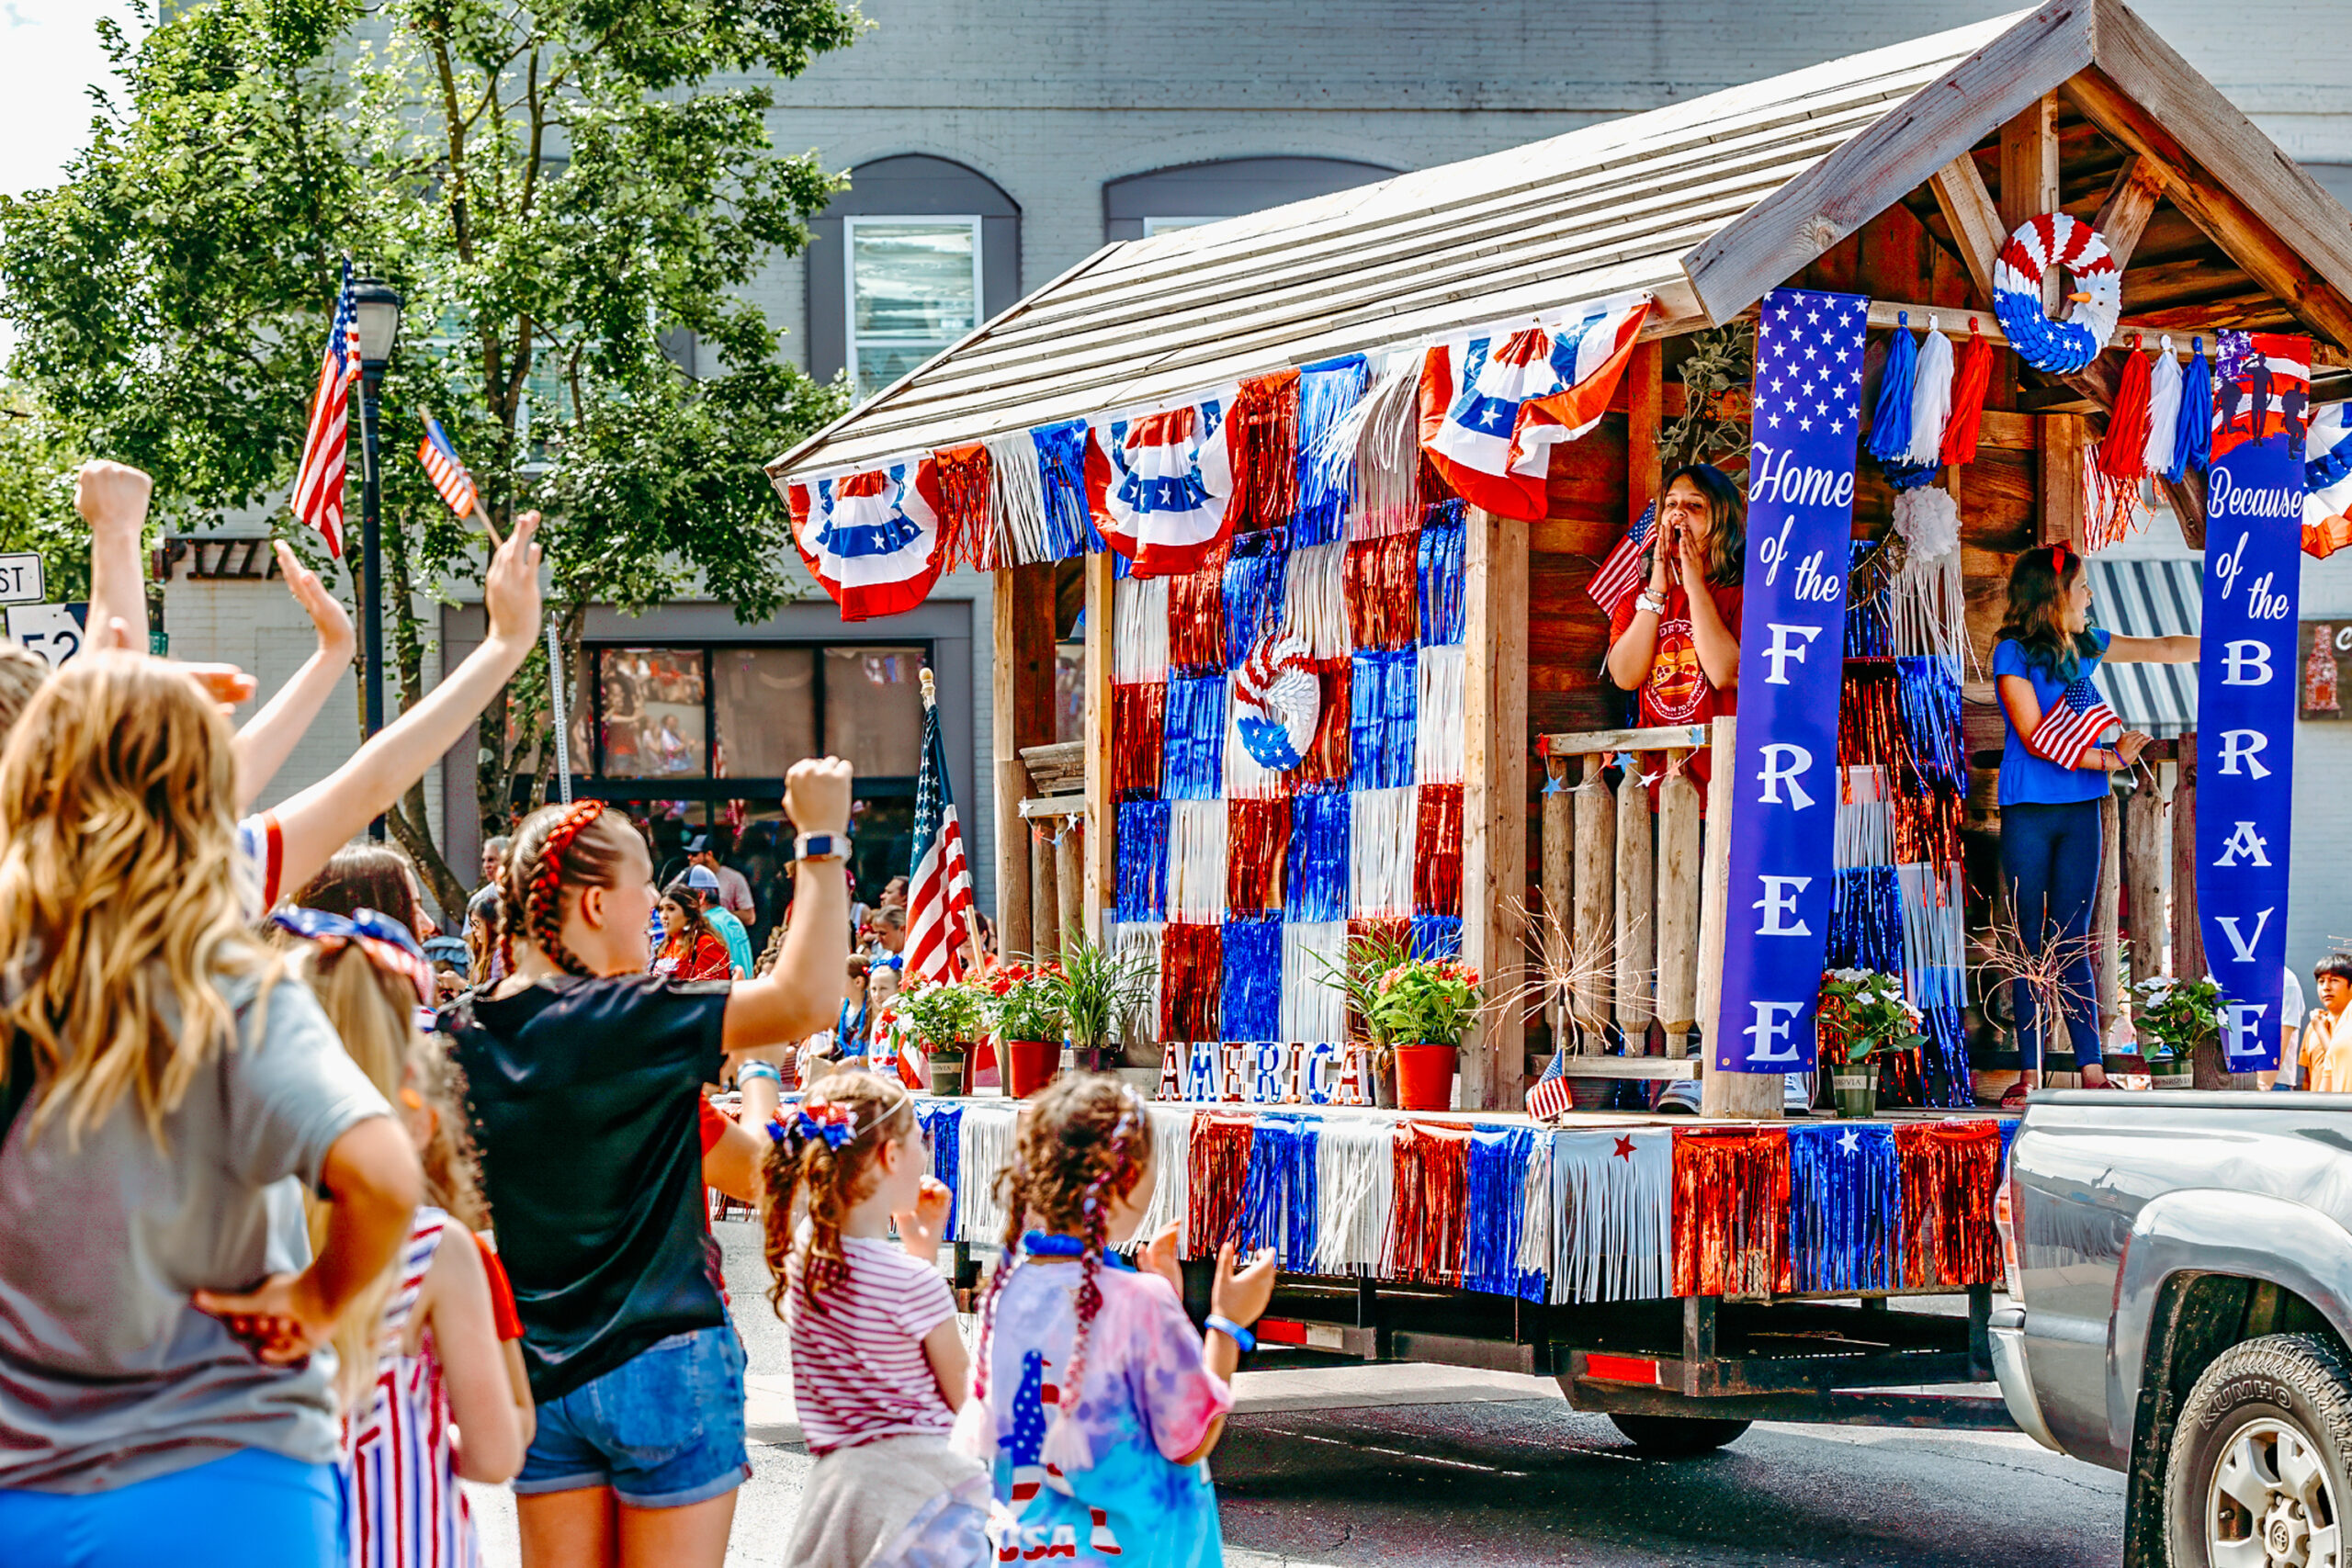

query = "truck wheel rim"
[[2208, 1416, 2339, 1568]]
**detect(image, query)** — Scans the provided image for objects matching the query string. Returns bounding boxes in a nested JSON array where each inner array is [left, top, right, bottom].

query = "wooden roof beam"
[[2091, 153, 2167, 268], [2000, 94, 2064, 311], [1928, 152, 2004, 307]]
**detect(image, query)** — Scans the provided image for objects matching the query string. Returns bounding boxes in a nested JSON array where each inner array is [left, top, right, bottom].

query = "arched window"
[[807, 155, 1021, 400], [1102, 156, 1399, 242]]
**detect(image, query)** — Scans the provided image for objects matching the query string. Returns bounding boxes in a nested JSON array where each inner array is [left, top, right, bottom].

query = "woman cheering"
[[1992, 543, 2195, 1101], [1606, 463, 1747, 786]]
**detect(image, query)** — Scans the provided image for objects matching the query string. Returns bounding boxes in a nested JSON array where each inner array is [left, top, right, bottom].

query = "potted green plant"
[[1052, 935, 1155, 1074], [1365, 956, 1482, 1111], [891, 978, 989, 1096], [984, 962, 1068, 1098], [2135, 975, 2222, 1089], [1312, 928, 1414, 1107], [1816, 968, 1926, 1118]]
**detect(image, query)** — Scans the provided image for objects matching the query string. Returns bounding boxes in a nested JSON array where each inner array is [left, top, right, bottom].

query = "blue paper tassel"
[[1285, 792, 1351, 922], [1866, 317, 1919, 465], [1295, 355, 1370, 547], [1161, 673, 1227, 799], [1787, 1122, 1900, 1292], [1220, 915, 1285, 1043], [1894, 655, 1963, 790], [1223, 535, 1289, 669], [1410, 915, 1463, 959], [1349, 649, 1417, 791], [916, 1102, 962, 1239], [1032, 418, 1096, 559], [1463, 1127, 1543, 1299], [1418, 501, 1468, 647], [1114, 801, 1170, 921], [2169, 338, 2212, 480], [1238, 1113, 1318, 1269]]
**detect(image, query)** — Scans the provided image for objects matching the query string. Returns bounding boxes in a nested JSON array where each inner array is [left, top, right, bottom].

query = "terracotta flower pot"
[[1395, 1043, 1458, 1111], [1005, 1039, 1063, 1099]]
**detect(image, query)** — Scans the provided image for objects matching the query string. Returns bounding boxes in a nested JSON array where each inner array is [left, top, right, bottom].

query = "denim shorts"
[[0, 1448, 338, 1567], [514, 1325, 751, 1508]]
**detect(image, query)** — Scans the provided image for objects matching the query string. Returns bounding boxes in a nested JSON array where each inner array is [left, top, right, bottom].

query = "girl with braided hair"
[[962, 1073, 1275, 1567], [762, 1074, 988, 1567], [444, 757, 853, 1568]]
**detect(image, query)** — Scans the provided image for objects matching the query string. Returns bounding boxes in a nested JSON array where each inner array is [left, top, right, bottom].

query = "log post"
[[2170, 740, 2203, 981], [992, 564, 1057, 960], [1081, 548, 1117, 948], [1029, 823, 1060, 965], [1460, 505, 1529, 1110], [1698, 716, 1783, 1119], [2122, 776, 2168, 1042], [1055, 815, 1084, 958], [1572, 753, 1615, 1053], [2096, 790, 2121, 1040], [1999, 94, 2063, 310], [1614, 762, 1656, 1050], [1541, 756, 1574, 1044], [1656, 750, 1702, 1056]]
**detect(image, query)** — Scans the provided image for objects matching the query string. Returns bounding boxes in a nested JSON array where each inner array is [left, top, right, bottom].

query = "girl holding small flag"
[[1992, 543, 2196, 1101], [1605, 463, 1747, 790]]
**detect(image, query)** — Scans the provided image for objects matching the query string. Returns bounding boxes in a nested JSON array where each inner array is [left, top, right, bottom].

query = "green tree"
[[0, 0, 854, 915], [0, 391, 93, 604]]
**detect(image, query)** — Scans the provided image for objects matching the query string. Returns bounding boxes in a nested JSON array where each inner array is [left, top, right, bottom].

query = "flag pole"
[[921, 665, 989, 972]]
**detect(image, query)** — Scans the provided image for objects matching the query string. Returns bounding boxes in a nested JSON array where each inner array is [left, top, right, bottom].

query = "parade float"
[[768, 0, 2352, 1442]]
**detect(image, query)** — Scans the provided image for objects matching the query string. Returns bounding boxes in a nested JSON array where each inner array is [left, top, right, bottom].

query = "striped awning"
[[2090, 556, 2199, 738]]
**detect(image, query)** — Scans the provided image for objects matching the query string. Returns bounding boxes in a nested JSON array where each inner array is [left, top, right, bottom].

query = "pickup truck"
[[1993, 1089, 2352, 1568]]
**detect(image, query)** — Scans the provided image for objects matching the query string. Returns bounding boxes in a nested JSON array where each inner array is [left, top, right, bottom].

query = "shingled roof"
[[773, 0, 2352, 483]]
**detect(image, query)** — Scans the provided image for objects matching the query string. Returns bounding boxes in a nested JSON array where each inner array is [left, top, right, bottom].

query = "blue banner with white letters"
[[2197, 331, 2307, 1073], [1714, 288, 1867, 1073]]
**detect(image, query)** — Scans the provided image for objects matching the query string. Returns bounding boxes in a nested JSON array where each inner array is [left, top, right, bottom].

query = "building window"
[[1103, 156, 1399, 243], [845, 218, 981, 400], [1141, 216, 1217, 236]]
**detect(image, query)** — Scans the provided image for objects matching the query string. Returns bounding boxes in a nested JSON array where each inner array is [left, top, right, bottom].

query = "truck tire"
[[2165, 1333, 2352, 1568], [1606, 1413, 1752, 1456]]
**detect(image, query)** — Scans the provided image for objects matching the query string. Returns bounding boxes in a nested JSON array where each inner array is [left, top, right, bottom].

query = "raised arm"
[[2103, 633, 2198, 664], [723, 758, 854, 1055], [78, 461, 153, 649], [232, 543, 356, 812], [266, 516, 543, 896]]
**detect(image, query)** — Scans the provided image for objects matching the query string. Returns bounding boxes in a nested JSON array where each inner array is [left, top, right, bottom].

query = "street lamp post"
[[350, 276, 402, 842]]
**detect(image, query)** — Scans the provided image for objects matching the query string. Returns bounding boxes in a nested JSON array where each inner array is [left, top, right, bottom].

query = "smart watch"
[[796, 832, 850, 863]]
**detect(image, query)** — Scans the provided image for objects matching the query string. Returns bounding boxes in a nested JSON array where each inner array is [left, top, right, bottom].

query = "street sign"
[[0, 554, 45, 605], [6, 603, 88, 671]]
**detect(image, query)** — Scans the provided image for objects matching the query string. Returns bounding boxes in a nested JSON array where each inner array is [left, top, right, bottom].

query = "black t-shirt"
[[446, 974, 731, 1403]]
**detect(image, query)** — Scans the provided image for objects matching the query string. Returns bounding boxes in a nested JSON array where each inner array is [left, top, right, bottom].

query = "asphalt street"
[[468, 1213, 2125, 1567]]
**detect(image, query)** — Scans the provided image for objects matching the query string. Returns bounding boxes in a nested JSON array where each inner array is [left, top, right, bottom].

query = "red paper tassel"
[[1159, 921, 1223, 1044], [933, 442, 994, 573], [1187, 1111, 1255, 1260], [1413, 783, 1464, 916], [2099, 341, 2154, 482], [1342, 530, 1421, 651], [1938, 330, 1998, 468], [1111, 682, 1167, 800], [1167, 562, 1227, 676], [1894, 1120, 2003, 1289], [1227, 370, 1301, 535], [1671, 1125, 1792, 1297], [1295, 659, 1352, 789], [1227, 796, 1291, 915]]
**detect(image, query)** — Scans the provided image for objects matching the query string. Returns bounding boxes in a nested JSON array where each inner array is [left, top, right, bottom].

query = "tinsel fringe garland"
[[957, 1101, 1017, 1247], [1350, 785, 1418, 919], [1343, 531, 1421, 651], [1227, 796, 1292, 915], [1110, 682, 1167, 801], [915, 1100, 965, 1242], [1786, 1122, 1899, 1292], [1112, 920, 1165, 1056], [1166, 798, 1230, 925], [1116, 1103, 1192, 1258], [1895, 1120, 2003, 1288], [1283, 542, 1350, 661], [1826, 864, 1905, 977], [1415, 644, 1467, 785], [1238, 1112, 1320, 1269], [1159, 921, 1224, 1050], [933, 443, 994, 574], [1186, 1112, 1256, 1258], [1228, 370, 1302, 536], [1113, 575, 1170, 684], [1513, 1134, 1553, 1298], [1895, 654, 1964, 790], [1672, 1126, 1792, 1298], [1312, 1115, 1395, 1275], [1223, 536, 1289, 671], [1295, 355, 1371, 548], [1410, 915, 1463, 959], [1114, 801, 1170, 922], [1167, 561, 1228, 676], [1550, 1129, 1672, 1304], [1344, 352, 1427, 540], [1279, 920, 1348, 1042], [1413, 783, 1464, 917], [984, 429, 1052, 569], [1463, 1127, 1544, 1299], [1835, 765, 1894, 869], [1846, 539, 1891, 659], [1284, 793, 1351, 925], [1297, 658, 1352, 789], [1161, 674, 1228, 801], [1350, 649, 1419, 792], [1386, 1122, 1471, 1287], [1866, 318, 1920, 464], [1220, 914, 1285, 1043], [1035, 418, 1095, 559], [1417, 501, 1467, 646]]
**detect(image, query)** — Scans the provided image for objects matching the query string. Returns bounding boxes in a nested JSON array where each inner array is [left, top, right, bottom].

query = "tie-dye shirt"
[[972, 1258, 1233, 1566]]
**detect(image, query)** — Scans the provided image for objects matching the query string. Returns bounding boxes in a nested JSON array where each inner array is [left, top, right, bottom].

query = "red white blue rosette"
[[1993, 213, 2120, 375], [1233, 628, 1318, 771]]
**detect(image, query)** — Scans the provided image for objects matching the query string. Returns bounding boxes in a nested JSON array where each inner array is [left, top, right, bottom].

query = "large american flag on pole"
[[2028, 674, 2121, 770], [905, 672, 975, 984], [290, 260, 362, 558]]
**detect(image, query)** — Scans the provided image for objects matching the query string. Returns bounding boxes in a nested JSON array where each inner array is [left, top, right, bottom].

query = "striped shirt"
[[784, 1233, 956, 1456], [344, 1208, 475, 1568]]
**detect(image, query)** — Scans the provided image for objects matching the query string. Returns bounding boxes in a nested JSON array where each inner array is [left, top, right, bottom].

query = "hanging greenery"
[[1663, 321, 1757, 469]]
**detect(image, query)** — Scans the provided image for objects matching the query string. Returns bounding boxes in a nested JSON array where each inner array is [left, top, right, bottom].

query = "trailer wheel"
[[2165, 1333, 2352, 1568], [1606, 1413, 1752, 1456]]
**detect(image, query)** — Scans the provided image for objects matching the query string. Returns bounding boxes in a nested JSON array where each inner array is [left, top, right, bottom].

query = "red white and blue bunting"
[[785, 458, 947, 623]]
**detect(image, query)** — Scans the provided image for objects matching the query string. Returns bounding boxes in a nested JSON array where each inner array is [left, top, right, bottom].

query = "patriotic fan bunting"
[[1419, 294, 1654, 521], [786, 459, 947, 623], [1087, 393, 1240, 577]]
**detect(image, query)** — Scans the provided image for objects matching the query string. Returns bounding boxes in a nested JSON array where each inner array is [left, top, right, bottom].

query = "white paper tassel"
[[1347, 351, 1427, 540], [1112, 920, 1164, 1055], [1414, 644, 1466, 785], [956, 1100, 1018, 1246], [1279, 921, 1348, 1041], [1283, 541, 1350, 660], [1550, 1127, 1673, 1304], [1834, 766, 1896, 869], [1129, 1104, 1192, 1253], [2143, 335, 2183, 479], [1166, 800, 1228, 924], [985, 431, 1052, 567], [1113, 575, 1170, 685], [1905, 321, 1955, 466], [1514, 1134, 1553, 1284], [1348, 785, 1416, 918], [1314, 1114, 1396, 1275]]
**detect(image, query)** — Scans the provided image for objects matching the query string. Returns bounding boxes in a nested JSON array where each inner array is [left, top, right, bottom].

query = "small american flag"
[[2029, 675, 2120, 770], [416, 413, 479, 520], [289, 260, 362, 557], [1586, 501, 1657, 615], [905, 676, 975, 984], [1526, 1046, 1575, 1121]]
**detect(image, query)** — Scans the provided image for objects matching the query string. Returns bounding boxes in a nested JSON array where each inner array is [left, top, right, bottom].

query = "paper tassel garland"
[[2168, 338, 2212, 481], [1904, 322, 1955, 467], [1939, 328, 1997, 468], [2143, 337, 2184, 479]]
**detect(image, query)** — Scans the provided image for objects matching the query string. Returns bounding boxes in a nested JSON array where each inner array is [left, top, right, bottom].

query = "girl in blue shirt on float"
[[1992, 542, 2197, 1105]]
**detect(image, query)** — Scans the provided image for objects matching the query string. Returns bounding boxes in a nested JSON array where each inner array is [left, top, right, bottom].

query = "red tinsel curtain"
[[1671, 1126, 1793, 1297], [1894, 1120, 2003, 1289]]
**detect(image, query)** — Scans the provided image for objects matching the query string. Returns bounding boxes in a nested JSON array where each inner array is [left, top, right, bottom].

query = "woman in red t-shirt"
[[1606, 463, 1746, 787], [654, 890, 733, 982]]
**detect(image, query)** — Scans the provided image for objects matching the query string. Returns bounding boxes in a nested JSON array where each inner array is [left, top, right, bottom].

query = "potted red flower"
[[1365, 956, 1482, 1111], [984, 963, 1068, 1098]]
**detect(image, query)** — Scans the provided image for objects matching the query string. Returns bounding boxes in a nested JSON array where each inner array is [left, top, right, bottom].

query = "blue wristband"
[[738, 1062, 782, 1086], [1204, 1314, 1255, 1354]]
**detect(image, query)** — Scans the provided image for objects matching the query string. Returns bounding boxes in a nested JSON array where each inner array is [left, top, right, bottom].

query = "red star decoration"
[[1612, 1135, 1636, 1161]]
